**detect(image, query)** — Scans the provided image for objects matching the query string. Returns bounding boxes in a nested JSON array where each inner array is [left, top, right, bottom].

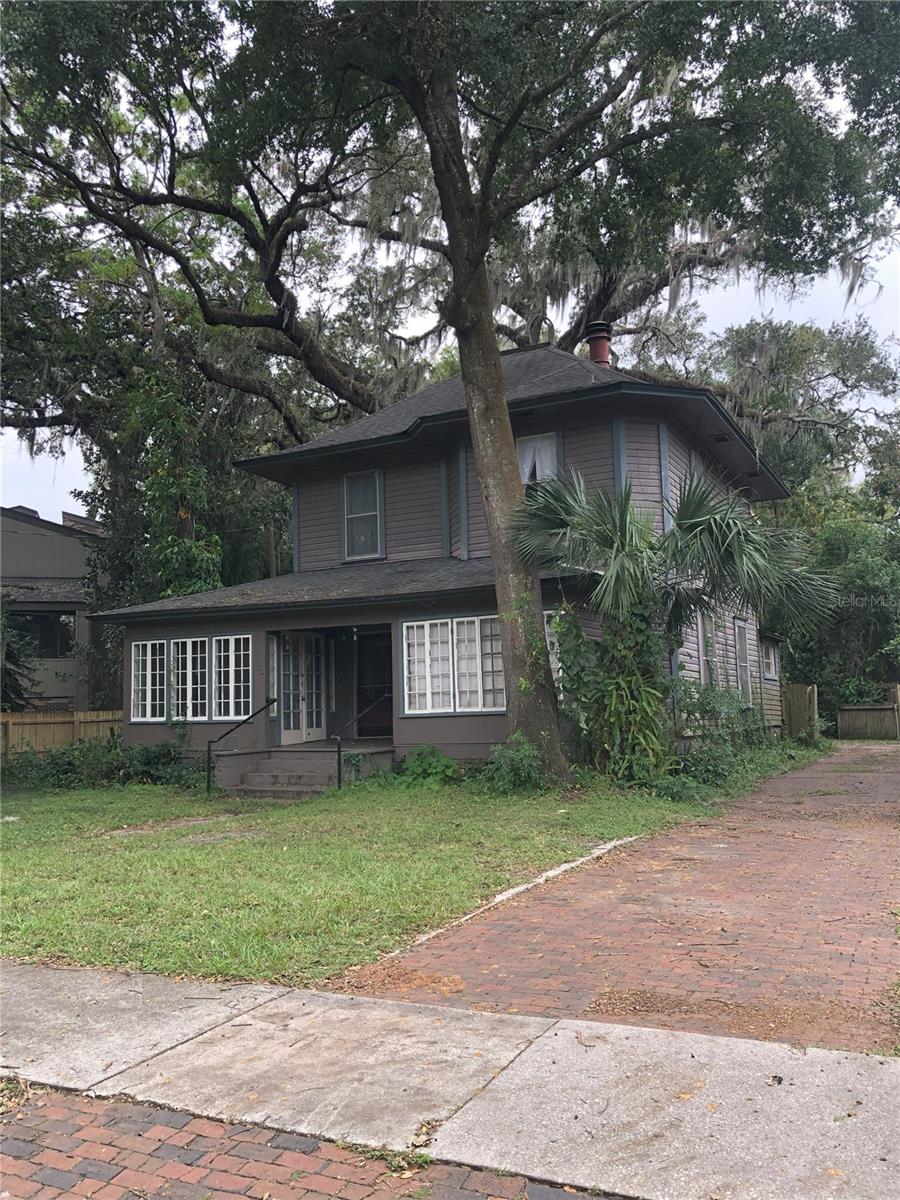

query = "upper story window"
[[343, 470, 383, 560], [762, 640, 780, 680], [516, 434, 557, 484], [698, 613, 717, 686], [13, 612, 75, 658]]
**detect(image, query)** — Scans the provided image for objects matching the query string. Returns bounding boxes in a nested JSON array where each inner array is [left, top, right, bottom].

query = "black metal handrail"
[[206, 696, 276, 795], [330, 691, 392, 790]]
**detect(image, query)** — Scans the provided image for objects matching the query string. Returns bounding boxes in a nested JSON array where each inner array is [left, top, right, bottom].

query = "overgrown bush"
[[673, 681, 774, 783], [400, 743, 461, 785], [475, 732, 545, 793], [3, 730, 198, 789]]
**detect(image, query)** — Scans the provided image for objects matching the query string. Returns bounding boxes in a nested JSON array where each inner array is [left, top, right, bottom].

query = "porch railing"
[[331, 692, 392, 790], [206, 696, 276, 795]]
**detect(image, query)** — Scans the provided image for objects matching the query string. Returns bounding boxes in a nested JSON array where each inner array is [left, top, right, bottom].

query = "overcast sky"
[[3, 251, 898, 523]]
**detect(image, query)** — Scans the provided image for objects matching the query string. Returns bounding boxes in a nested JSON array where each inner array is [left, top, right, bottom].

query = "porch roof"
[[93, 557, 555, 624]]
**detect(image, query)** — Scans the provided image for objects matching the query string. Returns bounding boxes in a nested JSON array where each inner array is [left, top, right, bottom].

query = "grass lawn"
[[2, 775, 711, 986]]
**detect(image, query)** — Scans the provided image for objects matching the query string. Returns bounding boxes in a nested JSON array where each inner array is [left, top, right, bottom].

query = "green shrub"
[[400, 743, 461, 785], [3, 730, 197, 790], [475, 732, 545, 793]]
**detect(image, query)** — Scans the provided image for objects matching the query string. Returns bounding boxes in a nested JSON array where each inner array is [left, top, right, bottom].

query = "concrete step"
[[241, 771, 337, 787], [231, 784, 325, 799]]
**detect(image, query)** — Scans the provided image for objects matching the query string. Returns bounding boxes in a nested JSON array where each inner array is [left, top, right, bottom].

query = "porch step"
[[241, 771, 337, 788], [231, 784, 322, 799]]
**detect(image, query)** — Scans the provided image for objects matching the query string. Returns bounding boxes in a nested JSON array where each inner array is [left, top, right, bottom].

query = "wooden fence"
[[1, 710, 123, 756], [782, 683, 818, 739], [836, 684, 900, 740]]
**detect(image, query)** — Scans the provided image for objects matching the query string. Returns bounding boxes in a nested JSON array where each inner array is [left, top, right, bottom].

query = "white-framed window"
[[343, 470, 383, 559], [516, 433, 557, 483], [454, 616, 507, 711], [212, 634, 252, 720], [698, 613, 717, 686], [404, 620, 454, 713], [170, 638, 208, 721], [267, 634, 279, 717], [734, 621, 753, 705], [762, 640, 780, 680], [131, 640, 166, 721]]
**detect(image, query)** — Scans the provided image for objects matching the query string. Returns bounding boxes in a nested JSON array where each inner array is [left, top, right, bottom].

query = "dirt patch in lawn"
[[102, 814, 244, 837], [335, 961, 468, 997]]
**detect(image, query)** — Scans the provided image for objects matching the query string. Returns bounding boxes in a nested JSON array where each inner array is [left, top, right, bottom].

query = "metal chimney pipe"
[[585, 320, 612, 367]]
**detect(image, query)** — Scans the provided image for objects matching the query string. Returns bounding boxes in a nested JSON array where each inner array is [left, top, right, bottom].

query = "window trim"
[[734, 619, 753, 706], [453, 615, 507, 714], [342, 469, 385, 561], [212, 633, 253, 721], [131, 639, 167, 723], [169, 637, 209, 722], [762, 640, 780, 681]]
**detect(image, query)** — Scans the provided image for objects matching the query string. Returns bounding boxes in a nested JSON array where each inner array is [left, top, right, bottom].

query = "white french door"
[[281, 632, 326, 744]]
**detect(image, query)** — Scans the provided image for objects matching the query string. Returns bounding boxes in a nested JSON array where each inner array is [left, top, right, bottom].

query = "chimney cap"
[[584, 320, 612, 367], [585, 319, 612, 337]]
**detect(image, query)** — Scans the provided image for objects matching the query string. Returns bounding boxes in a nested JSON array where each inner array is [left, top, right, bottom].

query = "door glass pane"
[[282, 635, 302, 730], [305, 636, 323, 730]]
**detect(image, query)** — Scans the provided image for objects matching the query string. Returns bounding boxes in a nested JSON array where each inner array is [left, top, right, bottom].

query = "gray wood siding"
[[384, 460, 444, 561], [626, 420, 663, 528], [448, 454, 461, 557], [667, 425, 692, 501], [297, 475, 341, 570], [466, 446, 491, 558], [563, 417, 614, 489]]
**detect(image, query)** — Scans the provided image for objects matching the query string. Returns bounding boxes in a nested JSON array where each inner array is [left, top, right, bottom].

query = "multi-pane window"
[[516, 434, 557, 483], [698, 614, 717, 686], [132, 640, 166, 721], [735, 622, 753, 705], [13, 612, 75, 658], [762, 640, 780, 680], [453, 617, 506, 711], [479, 617, 506, 709], [405, 620, 453, 713], [344, 470, 382, 559], [170, 638, 208, 721], [213, 634, 252, 719]]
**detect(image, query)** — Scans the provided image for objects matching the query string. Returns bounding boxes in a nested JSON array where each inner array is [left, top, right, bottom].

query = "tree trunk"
[[404, 65, 570, 780]]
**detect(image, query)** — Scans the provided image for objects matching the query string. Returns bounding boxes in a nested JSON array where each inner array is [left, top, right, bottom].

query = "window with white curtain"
[[212, 634, 252, 719], [170, 638, 208, 721], [343, 470, 383, 559], [516, 433, 557, 483], [132, 640, 166, 721], [735, 621, 753, 705]]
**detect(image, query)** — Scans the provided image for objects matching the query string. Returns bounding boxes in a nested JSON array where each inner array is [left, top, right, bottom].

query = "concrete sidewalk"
[[2, 961, 897, 1200]]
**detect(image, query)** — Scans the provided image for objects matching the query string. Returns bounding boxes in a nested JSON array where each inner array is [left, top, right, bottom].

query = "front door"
[[281, 632, 326, 744], [356, 630, 393, 738]]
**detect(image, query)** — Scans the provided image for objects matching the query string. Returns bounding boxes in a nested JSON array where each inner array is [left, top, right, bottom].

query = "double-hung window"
[[132, 640, 166, 721], [734, 621, 753, 705], [762, 640, 780, 680], [212, 634, 252, 719], [454, 616, 506, 711], [698, 614, 717, 686], [171, 638, 208, 721], [516, 433, 557, 484], [343, 470, 383, 559], [404, 620, 453, 712]]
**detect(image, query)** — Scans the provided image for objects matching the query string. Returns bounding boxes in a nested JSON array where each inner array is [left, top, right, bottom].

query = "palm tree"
[[510, 475, 835, 780], [511, 474, 835, 641]]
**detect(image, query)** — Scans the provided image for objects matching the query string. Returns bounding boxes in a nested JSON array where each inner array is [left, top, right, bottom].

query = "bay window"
[[213, 634, 252, 719], [171, 638, 208, 721], [132, 640, 166, 721]]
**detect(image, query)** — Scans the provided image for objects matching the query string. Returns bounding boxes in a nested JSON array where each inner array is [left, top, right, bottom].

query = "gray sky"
[[2, 251, 898, 523]]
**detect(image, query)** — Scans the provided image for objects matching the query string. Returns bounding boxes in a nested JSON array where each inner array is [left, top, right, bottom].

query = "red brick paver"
[[1, 1087, 581, 1200], [338, 744, 900, 1051]]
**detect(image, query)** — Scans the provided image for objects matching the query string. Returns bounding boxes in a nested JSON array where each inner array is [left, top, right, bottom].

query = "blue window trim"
[[341, 469, 385, 562]]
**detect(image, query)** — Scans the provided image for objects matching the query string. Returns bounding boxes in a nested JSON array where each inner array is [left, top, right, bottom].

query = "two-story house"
[[2, 505, 105, 710], [96, 327, 787, 791]]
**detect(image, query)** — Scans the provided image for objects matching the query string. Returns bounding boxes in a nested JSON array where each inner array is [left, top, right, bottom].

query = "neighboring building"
[[2, 506, 104, 710], [96, 328, 786, 790]]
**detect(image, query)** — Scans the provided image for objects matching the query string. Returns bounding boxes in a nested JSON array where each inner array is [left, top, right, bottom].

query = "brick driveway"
[[338, 744, 900, 1051], [0, 1087, 579, 1200]]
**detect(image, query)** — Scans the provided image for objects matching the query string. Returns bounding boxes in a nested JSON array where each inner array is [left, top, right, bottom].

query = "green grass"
[[2, 775, 711, 986], [1, 740, 829, 987]]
